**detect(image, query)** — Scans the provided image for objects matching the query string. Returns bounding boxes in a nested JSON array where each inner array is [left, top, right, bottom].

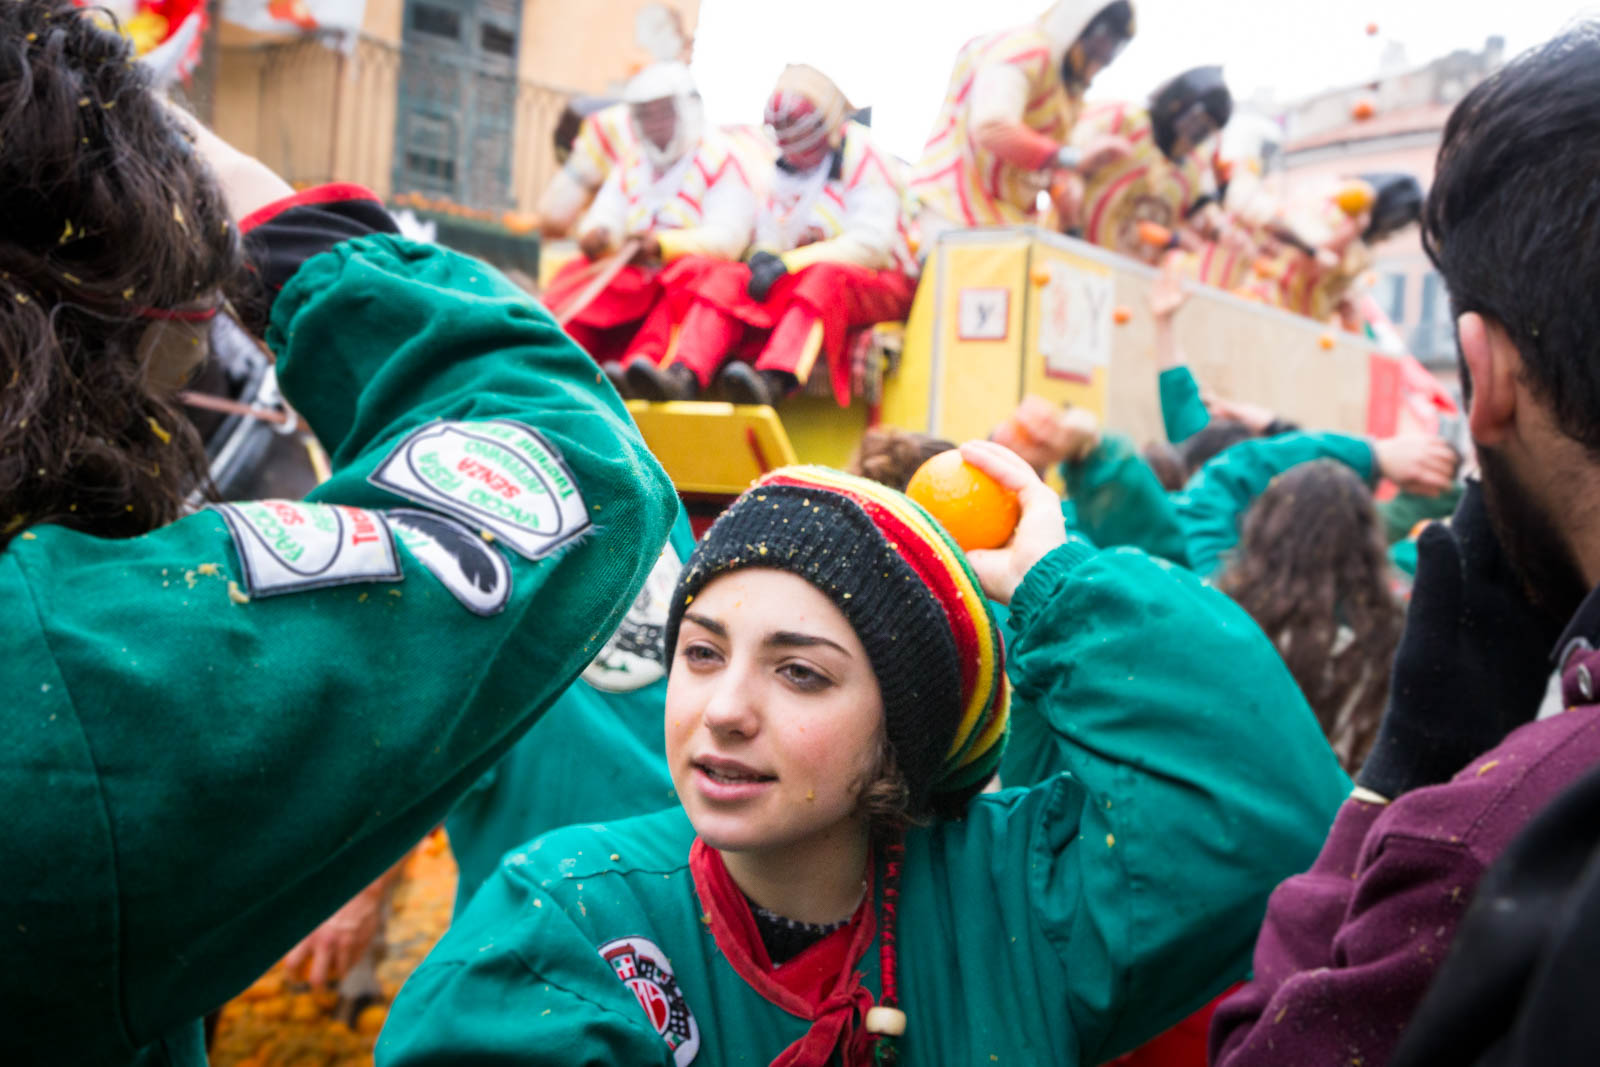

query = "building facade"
[[211, 0, 698, 216], [1275, 37, 1504, 369]]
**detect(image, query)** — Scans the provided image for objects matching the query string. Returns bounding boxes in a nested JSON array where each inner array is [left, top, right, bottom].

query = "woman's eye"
[[779, 663, 832, 692], [682, 643, 721, 666]]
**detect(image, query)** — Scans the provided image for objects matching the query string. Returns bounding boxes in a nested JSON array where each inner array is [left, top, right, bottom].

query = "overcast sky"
[[692, 0, 1597, 159]]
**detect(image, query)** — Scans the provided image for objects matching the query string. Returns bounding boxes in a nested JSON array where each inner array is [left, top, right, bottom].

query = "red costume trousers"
[[542, 259, 671, 367], [650, 257, 916, 405]]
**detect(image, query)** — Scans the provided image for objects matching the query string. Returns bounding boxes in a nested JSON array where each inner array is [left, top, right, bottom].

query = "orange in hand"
[[1334, 180, 1377, 216], [906, 450, 1021, 551]]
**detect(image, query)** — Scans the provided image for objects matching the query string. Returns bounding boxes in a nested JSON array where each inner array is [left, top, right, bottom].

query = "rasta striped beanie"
[[663, 465, 1010, 817]]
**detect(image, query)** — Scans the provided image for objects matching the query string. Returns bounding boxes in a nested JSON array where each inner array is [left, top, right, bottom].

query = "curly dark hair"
[[1218, 461, 1402, 772], [847, 427, 956, 493], [0, 2, 244, 547]]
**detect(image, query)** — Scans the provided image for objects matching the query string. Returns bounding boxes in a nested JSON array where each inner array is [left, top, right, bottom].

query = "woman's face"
[[666, 569, 885, 856]]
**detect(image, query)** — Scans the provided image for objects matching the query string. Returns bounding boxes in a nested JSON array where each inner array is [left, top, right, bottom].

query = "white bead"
[[864, 1006, 907, 1036]]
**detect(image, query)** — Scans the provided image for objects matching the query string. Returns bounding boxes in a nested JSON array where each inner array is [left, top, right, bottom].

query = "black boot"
[[625, 358, 699, 402], [718, 363, 796, 406], [602, 361, 631, 398]]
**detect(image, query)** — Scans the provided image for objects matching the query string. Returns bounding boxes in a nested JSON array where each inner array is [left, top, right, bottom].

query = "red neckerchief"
[[689, 838, 879, 1066]]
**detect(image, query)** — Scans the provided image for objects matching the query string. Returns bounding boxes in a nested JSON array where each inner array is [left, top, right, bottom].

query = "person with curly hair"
[[0, 5, 675, 1064], [1217, 461, 1404, 772]]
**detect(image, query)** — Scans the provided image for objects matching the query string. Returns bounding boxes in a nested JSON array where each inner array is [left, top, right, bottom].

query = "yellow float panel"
[[1020, 242, 1112, 420], [779, 393, 871, 472], [878, 278, 938, 433], [929, 236, 1032, 445], [895, 227, 1387, 448], [626, 401, 799, 496]]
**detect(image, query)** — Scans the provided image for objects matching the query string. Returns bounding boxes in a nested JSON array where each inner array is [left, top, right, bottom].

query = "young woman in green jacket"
[[379, 443, 1350, 1066], [0, 8, 674, 1063]]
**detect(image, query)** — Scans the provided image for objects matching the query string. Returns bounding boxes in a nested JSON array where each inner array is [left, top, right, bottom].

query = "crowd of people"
[[8, 1, 1600, 1066], [534, 0, 1425, 410]]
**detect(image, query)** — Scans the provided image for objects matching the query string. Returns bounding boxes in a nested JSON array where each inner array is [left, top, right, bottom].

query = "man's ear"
[[1460, 312, 1520, 447]]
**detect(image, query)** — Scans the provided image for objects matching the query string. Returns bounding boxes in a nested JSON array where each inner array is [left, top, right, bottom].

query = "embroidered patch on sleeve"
[[369, 420, 589, 560], [388, 508, 512, 616], [598, 937, 700, 1065], [211, 500, 402, 597], [583, 542, 683, 692]]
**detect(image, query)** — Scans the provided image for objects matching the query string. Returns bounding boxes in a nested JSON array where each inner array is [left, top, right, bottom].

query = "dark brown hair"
[[1218, 461, 1402, 772], [0, 2, 244, 547], [1141, 439, 1186, 491], [857, 740, 915, 839], [848, 427, 956, 493]]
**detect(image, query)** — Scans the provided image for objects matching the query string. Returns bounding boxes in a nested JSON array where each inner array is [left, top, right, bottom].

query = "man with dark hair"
[[1211, 23, 1600, 1067]]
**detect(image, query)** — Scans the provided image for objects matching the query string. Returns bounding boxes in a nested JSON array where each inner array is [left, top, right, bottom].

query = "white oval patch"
[[211, 500, 401, 596], [598, 936, 699, 1065], [369, 419, 589, 560], [583, 543, 683, 693]]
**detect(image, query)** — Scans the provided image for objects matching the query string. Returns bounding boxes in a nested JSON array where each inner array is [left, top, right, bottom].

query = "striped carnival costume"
[[541, 101, 776, 241], [910, 0, 1136, 242], [1069, 66, 1233, 264], [539, 100, 636, 238], [623, 65, 918, 408], [1242, 173, 1423, 325], [542, 62, 756, 370]]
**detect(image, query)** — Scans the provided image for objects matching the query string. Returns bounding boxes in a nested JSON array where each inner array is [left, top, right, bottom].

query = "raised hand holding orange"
[[905, 448, 1022, 553], [933, 441, 1067, 605]]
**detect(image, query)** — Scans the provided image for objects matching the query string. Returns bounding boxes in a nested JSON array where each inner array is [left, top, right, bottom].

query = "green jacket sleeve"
[[1059, 434, 1190, 566], [1, 234, 676, 1060], [1377, 484, 1462, 545], [999, 539, 1350, 1061], [1174, 431, 1376, 579], [1159, 366, 1210, 444]]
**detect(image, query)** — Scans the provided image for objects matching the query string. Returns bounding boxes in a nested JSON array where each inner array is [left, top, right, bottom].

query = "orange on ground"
[[209, 828, 458, 1067], [1136, 221, 1173, 248], [905, 451, 1021, 552], [355, 1005, 389, 1037], [1112, 306, 1133, 325]]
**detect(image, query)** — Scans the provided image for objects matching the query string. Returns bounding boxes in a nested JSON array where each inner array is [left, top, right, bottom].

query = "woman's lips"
[[692, 756, 776, 802]]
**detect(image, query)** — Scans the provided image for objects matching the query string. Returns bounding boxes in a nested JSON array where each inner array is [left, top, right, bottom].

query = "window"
[[1408, 271, 1454, 363], [480, 23, 516, 56], [412, 3, 461, 39], [1373, 271, 1406, 324], [405, 152, 457, 183], [1418, 271, 1443, 325]]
